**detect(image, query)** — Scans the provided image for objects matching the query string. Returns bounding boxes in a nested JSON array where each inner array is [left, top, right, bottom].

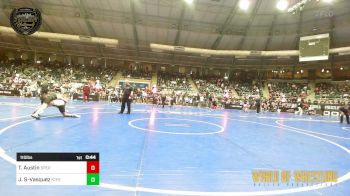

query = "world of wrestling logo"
[[10, 7, 42, 35]]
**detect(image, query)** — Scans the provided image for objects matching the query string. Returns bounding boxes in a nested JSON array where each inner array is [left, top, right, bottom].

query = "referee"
[[339, 103, 350, 124], [256, 97, 261, 113], [119, 80, 133, 114]]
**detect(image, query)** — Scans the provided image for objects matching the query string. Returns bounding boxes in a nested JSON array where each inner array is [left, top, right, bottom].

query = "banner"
[[225, 104, 243, 110], [0, 89, 15, 96]]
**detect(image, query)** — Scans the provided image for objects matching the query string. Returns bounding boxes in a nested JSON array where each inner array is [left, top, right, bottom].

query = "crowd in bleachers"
[[193, 76, 230, 95], [268, 82, 309, 103], [122, 64, 151, 79], [191, 77, 320, 112], [1, 59, 349, 113], [190, 75, 266, 109], [234, 81, 261, 98], [0, 60, 117, 99], [157, 71, 191, 91], [193, 75, 263, 98], [315, 83, 350, 103]]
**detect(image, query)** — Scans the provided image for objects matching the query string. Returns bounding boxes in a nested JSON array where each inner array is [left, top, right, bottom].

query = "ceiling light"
[[239, 0, 250, 11], [326, 70, 329, 73], [321, 68, 325, 72], [340, 67, 344, 70], [300, 69, 304, 73], [323, 0, 333, 3], [276, 0, 289, 11], [184, 0, 194, 4]]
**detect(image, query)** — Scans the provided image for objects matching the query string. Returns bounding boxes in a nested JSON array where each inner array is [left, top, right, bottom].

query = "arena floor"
[[0, 96, 349, 196]]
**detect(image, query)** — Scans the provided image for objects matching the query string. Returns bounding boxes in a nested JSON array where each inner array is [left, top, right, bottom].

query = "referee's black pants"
[[161, 97, 166, 108], [340, 108, 350, 124], [340, 113, 350, 124], [120, 97, 131, 114], [256, 104, 261, 113]]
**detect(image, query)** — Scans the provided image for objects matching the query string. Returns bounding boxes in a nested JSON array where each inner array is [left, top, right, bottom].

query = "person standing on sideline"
[[119, 80, 133, 114], [82, 82, 90, 102], [161, 90, 167, 108], [256, 97, 261, 113], [295, 102, 304, 115], [339, 103, 350, 124]]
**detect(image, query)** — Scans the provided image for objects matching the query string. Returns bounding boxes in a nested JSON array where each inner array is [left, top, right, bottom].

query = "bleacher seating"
[[157, 71, 192, 91], [268, 82, 308, 102], [0, 61, 118, 98], [314, 82, 350, 103], [122, 66, 151, 80]]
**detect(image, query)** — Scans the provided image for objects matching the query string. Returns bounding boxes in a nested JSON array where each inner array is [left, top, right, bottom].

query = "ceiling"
[[0, 0, 350, 69]]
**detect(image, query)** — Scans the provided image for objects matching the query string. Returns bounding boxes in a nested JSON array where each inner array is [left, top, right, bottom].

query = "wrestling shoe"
[[66, 114, 80, 118], [31, 113, 40, 120]]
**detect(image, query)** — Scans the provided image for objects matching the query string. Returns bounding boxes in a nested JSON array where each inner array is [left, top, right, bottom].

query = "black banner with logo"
[[0, 89, 15, 96]]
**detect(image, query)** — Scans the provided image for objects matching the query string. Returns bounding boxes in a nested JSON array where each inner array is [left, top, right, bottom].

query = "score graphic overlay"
[[16, 153, 99, 185]]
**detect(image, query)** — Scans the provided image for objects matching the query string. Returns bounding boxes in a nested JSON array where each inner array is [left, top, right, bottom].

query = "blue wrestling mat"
[[0, 97, 349, 196]]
